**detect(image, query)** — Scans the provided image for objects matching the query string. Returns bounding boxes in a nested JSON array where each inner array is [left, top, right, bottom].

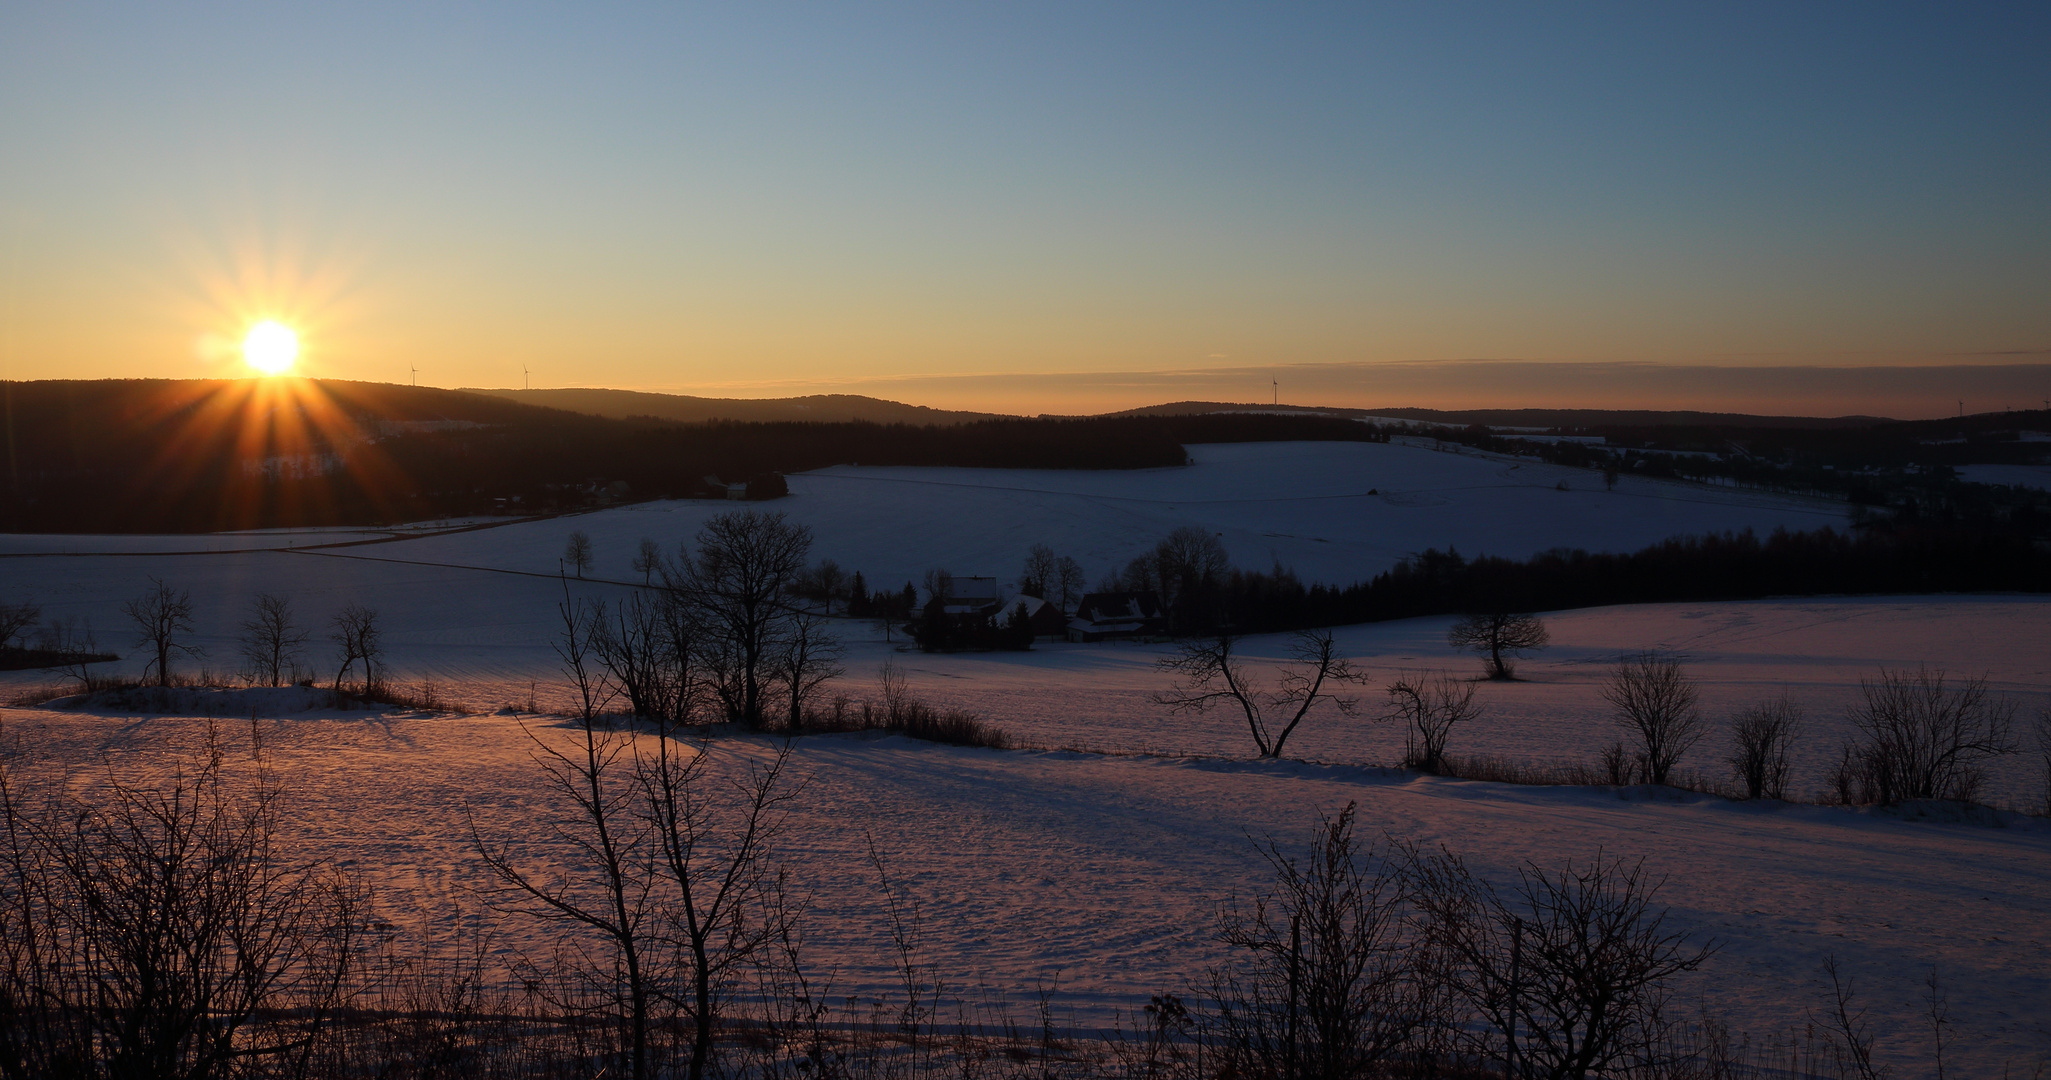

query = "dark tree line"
[[1195, 522, 2051, 636], [0, 379, 1393, 532]]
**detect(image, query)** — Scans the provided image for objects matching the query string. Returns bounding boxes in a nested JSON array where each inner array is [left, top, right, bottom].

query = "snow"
[[2, 711, 2043, 1075], [1958, 463, 2051, 491], [0, 441, 2045, 1072]]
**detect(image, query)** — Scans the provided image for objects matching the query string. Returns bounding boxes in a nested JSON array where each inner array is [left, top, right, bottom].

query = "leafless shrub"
[[1440, 755, 1611, 787], [1206, 803, 1447, 1080], [1599, 741, 1637, 785], [1447, 612, 1549, 680], [1382, 672, 1481, 774], [1815, 956, 1888, 1080], [1407, 847, 1716, 1080], [1603, 652, 1705, 786], [1727, 698, 1803, 800], [122, 576, 202, 687], [0, 723, 364, 1078], [840, 663, 1012, 749], [1840, 667, 2017, 805], [1153, 630, 1368, 759]]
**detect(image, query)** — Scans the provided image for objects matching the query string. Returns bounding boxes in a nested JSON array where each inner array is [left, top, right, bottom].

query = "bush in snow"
[[1602, 652, 1705, 787]]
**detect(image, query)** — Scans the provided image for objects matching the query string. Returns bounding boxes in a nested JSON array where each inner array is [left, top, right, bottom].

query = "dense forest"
[[1194, 521, 2051, 635], [0, 379, 1388, 532]]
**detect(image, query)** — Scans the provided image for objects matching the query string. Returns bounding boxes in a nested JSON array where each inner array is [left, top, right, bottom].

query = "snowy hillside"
[[3, 710, 2044, 1075], [2, 439, 2047, 1073]]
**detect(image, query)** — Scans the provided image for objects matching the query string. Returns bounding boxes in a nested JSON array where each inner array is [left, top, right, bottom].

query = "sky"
[[1, 3, 2047, 417]]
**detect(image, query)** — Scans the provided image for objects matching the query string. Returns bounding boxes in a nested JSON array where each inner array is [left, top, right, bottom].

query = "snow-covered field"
[[3, 440, 2048, 1072], [1959, 463, 2051, 492], [4, 708, 2045, 1075]]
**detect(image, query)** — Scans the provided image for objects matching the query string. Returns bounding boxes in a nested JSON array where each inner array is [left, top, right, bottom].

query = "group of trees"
[[1154, 625, 2038, 811], [1018, 543, 1087, 612], [1207, 804, 1716, 1080], [1594, 652, 2026, 805], [1112, 525, 2051, 639], [559, 509, 845, 731], [35, 577, 394, 695]]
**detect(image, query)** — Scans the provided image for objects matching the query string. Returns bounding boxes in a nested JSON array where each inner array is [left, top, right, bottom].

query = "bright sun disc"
[[242, 321, 299, 374]]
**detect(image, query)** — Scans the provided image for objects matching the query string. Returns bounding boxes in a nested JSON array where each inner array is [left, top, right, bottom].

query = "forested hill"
[[1112, 401, 1891, 429], [464, 387, 1000, 426], [0, 379, 1386, 533]]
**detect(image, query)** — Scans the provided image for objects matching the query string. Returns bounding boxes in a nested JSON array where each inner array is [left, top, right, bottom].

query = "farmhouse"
[[1066, 592, 1166, 642]]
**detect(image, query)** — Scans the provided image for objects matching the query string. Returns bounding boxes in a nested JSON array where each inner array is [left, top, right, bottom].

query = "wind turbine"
[[523, 363, 530, 390], [1272, 378, 1278, 406], [410, 362, 418, 387]]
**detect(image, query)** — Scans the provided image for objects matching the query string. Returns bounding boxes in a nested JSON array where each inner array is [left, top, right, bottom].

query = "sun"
[[242, 321, 300, 375]]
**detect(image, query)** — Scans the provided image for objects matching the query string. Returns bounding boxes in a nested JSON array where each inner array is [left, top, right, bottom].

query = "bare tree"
[[1148, 525, 1230, 628], [1208, 803, 1444, 1080], [33, 616, 110, 692], [776, 611, 843, 731], [1019, 543, 1059, 599], [1054, 555, 1087, 613], [1383, 672, 1482, 774], [1407, 848, 1715, 1080], [331, 603, 385, 694], [565, 530, 595, 579], [640, 729, 795, 1080], [475, 584, 794, 1080], [1727, 697, 1803, 800], [1153, 630, 1368, 759], [240, 592, 309, 687], [1842, 667, 2017, 805], [666, 510, 813, 728], [1447, 612, 1549, 681], [633, 537, 662, 585], [122, 577, 202, 687], [474, 587, 654, 1078], [594, 590, 698, 723], [0, 598, 39, 649], [1602, 652, 1704, 786], [878, 660, 913, 724], [786, 559, 846, 612]]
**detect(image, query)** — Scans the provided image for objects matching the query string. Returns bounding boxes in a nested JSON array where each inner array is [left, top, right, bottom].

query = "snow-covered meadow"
[[3, 440, 2048, 1072]]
